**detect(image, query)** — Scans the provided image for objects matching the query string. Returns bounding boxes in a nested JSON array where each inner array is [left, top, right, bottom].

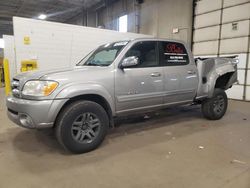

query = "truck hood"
[[14, 67, 74, 81], [13, 66, 112, 87]]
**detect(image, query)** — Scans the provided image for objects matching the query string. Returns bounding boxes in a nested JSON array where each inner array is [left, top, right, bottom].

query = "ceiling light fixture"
[[38, 14, 47, 20], [0, 38, 4, 48]]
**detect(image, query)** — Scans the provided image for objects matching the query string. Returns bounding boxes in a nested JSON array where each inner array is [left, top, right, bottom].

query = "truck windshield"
[[77, 41, 129, 66]]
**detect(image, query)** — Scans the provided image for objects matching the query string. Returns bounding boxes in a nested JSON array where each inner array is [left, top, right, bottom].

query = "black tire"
[[201, 89, 228, 120], [55, 100, 109, 154]]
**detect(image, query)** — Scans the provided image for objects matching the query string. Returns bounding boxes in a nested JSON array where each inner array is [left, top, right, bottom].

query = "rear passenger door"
[[159, 41, 198, 104]]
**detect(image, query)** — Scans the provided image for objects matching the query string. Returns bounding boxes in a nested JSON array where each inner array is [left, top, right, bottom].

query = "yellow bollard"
[[3, 59, 11, 96], [0, 67, 2, 88]]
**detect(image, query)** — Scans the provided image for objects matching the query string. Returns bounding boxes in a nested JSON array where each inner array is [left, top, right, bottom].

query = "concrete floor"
[[0, 88, 249, 188]]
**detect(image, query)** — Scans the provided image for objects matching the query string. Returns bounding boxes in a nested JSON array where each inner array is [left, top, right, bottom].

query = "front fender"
[[55, 83, 115, 115]]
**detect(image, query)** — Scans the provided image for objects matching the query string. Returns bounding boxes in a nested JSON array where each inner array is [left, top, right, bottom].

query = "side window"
[[161, 41, 189, 66], [125, 41, 158, 68]]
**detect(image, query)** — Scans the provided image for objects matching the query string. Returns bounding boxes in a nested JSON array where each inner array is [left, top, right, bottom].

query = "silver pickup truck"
[[6, 38, 237, 153]]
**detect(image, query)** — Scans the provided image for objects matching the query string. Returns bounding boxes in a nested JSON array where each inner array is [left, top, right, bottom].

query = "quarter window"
[[161, 42, 189, 66], [125, 41, 158, 68]]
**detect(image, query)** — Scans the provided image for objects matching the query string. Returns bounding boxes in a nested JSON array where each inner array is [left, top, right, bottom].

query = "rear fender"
[[207, 64, 237, 97]]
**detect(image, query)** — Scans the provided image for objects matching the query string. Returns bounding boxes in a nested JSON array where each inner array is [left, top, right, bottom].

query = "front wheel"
[[55, 100, 109, 154], [201, 89, 228, 120]]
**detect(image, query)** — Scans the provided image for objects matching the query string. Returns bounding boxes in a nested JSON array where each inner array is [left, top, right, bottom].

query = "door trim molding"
[[116, 99, 193, 114], [117, 89, 195, 102]]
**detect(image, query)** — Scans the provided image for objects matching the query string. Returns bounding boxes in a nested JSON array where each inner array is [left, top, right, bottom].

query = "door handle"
[[150, 72, 161, 77], [187, 70, 196, 75]]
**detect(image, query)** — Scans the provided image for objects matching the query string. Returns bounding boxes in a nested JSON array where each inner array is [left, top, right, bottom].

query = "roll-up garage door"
[[192, 0, 250, 101]]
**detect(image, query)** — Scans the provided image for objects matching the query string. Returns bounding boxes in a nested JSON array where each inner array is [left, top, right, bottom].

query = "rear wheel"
[[201, 89, 228, 120], [55, 100, 109, 154]]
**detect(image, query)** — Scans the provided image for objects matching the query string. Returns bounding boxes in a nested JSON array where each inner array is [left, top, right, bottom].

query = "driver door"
[[115, 41, 164, 114]]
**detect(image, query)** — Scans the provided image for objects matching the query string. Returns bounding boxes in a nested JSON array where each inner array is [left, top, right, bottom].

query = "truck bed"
[[195, 57, 238, 99]]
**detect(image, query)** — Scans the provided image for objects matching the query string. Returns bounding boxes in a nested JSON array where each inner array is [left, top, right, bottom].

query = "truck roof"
[[128, 37, 187, 45]]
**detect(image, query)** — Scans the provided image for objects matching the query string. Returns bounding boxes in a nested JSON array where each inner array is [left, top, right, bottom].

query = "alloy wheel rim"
[[213, 95, 225, 115], [71, 112, 101, 144]]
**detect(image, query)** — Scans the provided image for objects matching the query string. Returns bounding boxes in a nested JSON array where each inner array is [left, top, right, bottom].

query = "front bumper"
[[6, 96, 68, 129]]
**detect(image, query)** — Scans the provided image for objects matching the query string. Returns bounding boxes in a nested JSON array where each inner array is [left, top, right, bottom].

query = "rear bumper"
[[6, 96, 68, 129]]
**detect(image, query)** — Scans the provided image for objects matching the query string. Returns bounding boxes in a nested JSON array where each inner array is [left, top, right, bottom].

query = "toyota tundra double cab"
[[6, 38, 237, 153]]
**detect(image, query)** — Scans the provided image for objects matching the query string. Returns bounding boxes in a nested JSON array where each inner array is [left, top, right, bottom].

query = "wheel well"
[[215, 72, 234, 89], [55, 94, 113, 127]]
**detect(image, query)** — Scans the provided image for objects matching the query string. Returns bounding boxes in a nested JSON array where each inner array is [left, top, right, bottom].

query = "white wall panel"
[[3, 35, 16, 79], [222, 3, 250, 23], [237, 70, 246, 85], [13, 17, 151, 73], [246, 69, 250, 85], [194, 11, 221, 29], [193, 26, 220, 42], [195, 0, 222, 15], [221, 53, 248, 69], [193, 55, 217, 59], [246, 86, 250, 101], [236, 54, 248, 69], [248, 53, 250, 69], [249, 39, 250, 52], [221, 20, 250, 39], [237, 54, 248, 69], [193, 41, 219, 56], [226, 85, 244, 100], [219, 37, 249, 54], [223, 0, 250, 8]]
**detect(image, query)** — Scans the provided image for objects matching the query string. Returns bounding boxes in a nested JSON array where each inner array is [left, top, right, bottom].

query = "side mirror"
[[120, 56, 139, 69]]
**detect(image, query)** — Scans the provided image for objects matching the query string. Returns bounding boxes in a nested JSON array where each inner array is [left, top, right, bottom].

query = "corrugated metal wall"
[[192, 0, 250, 101], [140, 0, 193, 46], [67, 0, 193, 46]]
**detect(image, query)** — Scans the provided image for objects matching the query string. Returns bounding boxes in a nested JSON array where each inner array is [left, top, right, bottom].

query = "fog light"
[[19, 114, 34, 128]]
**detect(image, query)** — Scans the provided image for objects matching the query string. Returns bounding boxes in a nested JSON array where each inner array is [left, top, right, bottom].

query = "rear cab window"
[[160, 41, 189, 66]]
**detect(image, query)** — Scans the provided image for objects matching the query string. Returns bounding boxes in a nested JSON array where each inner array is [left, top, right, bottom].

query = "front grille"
[[11, 79, 21, 98]]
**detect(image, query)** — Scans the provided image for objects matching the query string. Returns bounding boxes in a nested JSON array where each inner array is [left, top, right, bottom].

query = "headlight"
[[22, 81, 58, 97]]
